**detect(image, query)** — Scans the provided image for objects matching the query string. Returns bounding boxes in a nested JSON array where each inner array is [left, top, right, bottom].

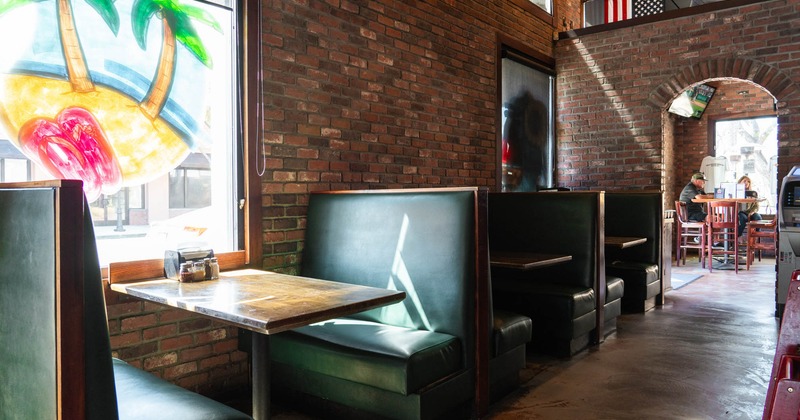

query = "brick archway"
[[651, 57, 799, 212], [648, 57, 798, 109]]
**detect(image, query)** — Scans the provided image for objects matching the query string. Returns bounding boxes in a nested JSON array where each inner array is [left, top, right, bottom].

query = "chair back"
[[605, 192, 662, 266], [747, 217, 778, 269], [302, 188, 485, 368], [675, 201, 690, 224], [708, 201, 738, 230], [673, 200, 707, 267], [707, 200, 740, 273], [0, 180, 119, 420]]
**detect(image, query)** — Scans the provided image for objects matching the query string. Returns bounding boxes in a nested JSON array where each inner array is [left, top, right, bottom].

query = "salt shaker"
[[210, 257, 220, 279]]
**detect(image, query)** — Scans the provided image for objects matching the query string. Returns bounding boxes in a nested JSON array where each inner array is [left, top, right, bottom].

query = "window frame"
[[106, 0, 262, 282], [496, 33, 557, 192]]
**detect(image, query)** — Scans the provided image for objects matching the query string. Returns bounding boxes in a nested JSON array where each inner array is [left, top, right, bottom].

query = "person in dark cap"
[[680, 172, 713, 222]]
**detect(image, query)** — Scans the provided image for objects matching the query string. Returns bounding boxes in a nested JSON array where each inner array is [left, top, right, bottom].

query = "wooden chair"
[[707, 200, 740, 273], [746, 217, 777, 270], [674, 201, 706, 267]]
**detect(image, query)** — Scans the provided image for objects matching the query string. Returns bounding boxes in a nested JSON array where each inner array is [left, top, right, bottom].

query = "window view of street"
[[715, 117, 778, 213]]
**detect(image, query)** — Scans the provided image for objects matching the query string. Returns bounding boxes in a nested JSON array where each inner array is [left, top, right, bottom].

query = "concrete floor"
[[254, 257, 780, 419], [487, 258, 779, 419]]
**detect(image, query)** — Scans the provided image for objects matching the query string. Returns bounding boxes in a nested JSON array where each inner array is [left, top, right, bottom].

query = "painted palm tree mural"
[[0, 0, 222, 202], [132, 0, 220, 119]]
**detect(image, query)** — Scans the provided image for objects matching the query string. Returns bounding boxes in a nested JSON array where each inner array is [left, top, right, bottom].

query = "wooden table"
[[110, 268, 406, 420], [605, 236, 647, 249], [691, 197, 758, 204], [490, 251, 572, 270]]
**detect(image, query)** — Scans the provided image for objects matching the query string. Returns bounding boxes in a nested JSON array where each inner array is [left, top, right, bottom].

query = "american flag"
[[605, 0, 664, 23]]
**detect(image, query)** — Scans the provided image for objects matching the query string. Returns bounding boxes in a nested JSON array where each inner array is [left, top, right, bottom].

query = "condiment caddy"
[[179, 257, 220, 283]]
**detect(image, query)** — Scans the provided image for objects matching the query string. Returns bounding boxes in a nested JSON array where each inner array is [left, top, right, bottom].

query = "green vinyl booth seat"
[[268, 187, 531, 419], [0, 181, 251, 420], [605, 192, 664, 313], [488, 191, 609, 357]]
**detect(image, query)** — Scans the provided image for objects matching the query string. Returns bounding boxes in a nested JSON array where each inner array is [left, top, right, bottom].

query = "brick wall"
[[106, 291, 249, 397], [259, 0, 558, 274], [673, 79, 777, 195], [555, 0, 800, 208], [106, 0, 800, 400], [108, 0, 560, 398]]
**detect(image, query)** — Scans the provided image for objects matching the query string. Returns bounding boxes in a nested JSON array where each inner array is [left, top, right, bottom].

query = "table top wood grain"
[[605, 236, 648, 249], [110, 269, 406, 335], [490, 251, 573, 270], [691, 197, 758, 203]]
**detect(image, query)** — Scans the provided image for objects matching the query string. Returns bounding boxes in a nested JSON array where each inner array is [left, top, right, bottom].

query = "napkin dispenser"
[[164, 248, 214, 279]]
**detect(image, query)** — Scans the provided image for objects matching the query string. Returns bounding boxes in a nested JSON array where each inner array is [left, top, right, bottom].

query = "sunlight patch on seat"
[[377, 213, 431, 329]]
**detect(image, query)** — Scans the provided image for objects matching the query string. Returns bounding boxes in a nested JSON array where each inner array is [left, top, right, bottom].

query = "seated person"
[[737, 175, 763, 238], [680, 172, 712, 222]]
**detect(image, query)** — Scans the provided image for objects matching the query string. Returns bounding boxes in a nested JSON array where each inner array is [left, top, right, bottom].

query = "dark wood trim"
[[594, 191, 606, 344], [107, 251, 247, 284], [58, 181, 87, 420], [559, 0, 771, 39], [495, 34, 557, 192], [495, 36, 504, 193], [242, 0, 263, 268], [474, 188, 490, 417], [496, 33, 555, 72], [312, 186, 481, 195]]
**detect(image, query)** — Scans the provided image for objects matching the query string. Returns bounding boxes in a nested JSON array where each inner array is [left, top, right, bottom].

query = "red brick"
[[144, 352, 177, 370], [163, 362, 198, 380], [120, 313, 158, 331], [161, 334, 194, 351], [180, 345, 213, 362]]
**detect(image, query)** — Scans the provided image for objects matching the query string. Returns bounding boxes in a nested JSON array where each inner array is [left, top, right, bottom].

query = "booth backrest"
[[301, 188, 484, 371], [487, 191, 604, 291], [0, 180, 119, 420], [604, 192, 663, 265]]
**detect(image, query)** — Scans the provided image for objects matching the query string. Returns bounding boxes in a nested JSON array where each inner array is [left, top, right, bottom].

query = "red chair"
[[746, 217, 777, 270], [707, 201, 740, 273], [674, 201, 706, 267]]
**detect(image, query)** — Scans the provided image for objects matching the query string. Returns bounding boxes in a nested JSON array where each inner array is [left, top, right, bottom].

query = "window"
[[0, 0, 245, 266], [528, 0, 552, 14], [170, 168, 212, 209], [714, 117, 778, 213], [499, 47, 556, 192]]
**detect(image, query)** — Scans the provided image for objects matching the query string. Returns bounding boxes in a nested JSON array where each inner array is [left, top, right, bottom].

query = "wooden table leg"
[[251, 333, 270, 420]]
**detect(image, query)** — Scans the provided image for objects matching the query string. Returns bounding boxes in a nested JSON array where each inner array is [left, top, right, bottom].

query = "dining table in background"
[[605, 236, 648, 249], [110, 268, 406, 420], [691, 197, 758, 270], [691, 197, 759, 204], [490, 251, 573, 270]]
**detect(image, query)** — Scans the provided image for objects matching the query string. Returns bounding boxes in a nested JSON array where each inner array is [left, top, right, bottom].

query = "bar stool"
[[707, 200, 740, 273], [674, 201, 706, 267]]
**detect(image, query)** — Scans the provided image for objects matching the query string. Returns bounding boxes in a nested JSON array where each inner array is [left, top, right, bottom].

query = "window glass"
[[0, 0, 240, 264], [715, 117, 779, 213], [2, 158, 29, 182], [501, 57, 555, 192]]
